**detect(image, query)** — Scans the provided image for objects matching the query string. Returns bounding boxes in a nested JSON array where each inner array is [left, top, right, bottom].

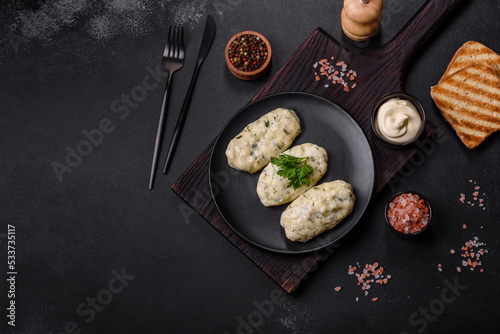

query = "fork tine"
[[175, 25, 181, 58], [172, 26, 177, 59], [164, 25, 171, 57], [163, 25, 172, 57], [169, 26, 176, 58], [180, 26, 185, 59]]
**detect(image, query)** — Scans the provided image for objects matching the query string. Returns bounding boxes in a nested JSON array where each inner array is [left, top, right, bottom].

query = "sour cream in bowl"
[[371, 92, 426, 147]]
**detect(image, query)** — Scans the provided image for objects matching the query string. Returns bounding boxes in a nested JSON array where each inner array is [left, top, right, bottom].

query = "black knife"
[[162, 15, 216, 174]]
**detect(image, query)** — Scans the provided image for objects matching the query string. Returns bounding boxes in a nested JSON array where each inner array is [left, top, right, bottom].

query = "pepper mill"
[[341, 0, 383, 42]]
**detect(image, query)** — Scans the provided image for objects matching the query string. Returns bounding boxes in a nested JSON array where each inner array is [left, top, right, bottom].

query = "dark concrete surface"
[[1, 1, 499, 333]]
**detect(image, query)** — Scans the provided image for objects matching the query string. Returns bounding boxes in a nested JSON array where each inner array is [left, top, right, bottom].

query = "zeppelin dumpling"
[[225, 108, 301, 173], [257, 143, 328, 207], [280, 180, 355, 242]]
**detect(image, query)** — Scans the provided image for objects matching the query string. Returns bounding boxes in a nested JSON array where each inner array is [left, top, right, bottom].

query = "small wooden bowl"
[[225, 31, 272, 80]]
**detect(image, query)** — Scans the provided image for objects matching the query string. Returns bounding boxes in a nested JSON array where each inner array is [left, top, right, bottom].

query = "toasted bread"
[[439, 41, 500, 84], [431, 62, 500, 149]]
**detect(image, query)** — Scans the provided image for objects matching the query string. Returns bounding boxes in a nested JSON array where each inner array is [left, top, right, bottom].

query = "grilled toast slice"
[[431, 62, 500, 149], [439, 41, 500, 84]]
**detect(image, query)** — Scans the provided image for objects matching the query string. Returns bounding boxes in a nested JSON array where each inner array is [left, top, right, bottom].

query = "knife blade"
[[162, 15, 216, 174], [196, 15, 216, 63]]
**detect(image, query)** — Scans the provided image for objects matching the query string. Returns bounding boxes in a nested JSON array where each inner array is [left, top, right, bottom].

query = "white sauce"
[[375, 98, 422, 143], [280, 180, 355, 242], [225, 108, 301, 173], [257, 143, 328, 207]]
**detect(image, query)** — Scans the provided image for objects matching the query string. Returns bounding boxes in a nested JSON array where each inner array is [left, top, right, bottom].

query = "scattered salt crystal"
[[450, 249, 455, 254], [313, 62, 318, 68]]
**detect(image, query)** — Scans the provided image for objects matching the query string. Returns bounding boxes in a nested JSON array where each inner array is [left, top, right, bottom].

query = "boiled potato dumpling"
[[280, 180, 355, 242], [225, 108, 301, 173], [257, 143, 328, 207]]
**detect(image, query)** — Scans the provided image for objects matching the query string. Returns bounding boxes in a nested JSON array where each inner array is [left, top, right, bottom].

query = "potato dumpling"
[[280, 180, 355, 242], [225, 108, 301, 173], [257, 143, 328, 207]]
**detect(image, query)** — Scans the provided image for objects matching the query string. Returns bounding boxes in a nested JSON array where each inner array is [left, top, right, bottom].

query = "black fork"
[[149, 25, 185, 189]]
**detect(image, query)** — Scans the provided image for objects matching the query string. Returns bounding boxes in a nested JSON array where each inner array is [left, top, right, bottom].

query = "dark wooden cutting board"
[[172, 0, 464, 293]]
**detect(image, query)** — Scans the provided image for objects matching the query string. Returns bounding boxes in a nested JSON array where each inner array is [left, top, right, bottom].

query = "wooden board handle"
[[388, 0, 465, 63]]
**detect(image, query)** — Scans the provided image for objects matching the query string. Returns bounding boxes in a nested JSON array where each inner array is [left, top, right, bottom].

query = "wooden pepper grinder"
[[341, 0, 383, 42]]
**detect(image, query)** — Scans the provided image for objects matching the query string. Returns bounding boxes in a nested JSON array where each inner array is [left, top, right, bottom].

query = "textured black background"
[[1, 0, 499, 333]]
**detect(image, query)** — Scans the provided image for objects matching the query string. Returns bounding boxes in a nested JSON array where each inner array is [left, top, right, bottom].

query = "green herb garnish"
[[265, 121, 270, 127], [271, 154, 314, 189]]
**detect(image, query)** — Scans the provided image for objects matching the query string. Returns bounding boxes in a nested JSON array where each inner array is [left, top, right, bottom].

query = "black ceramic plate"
[[209, 92, 375, 253]]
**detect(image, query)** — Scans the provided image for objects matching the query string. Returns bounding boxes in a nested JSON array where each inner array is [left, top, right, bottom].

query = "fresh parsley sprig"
[[271, 154, 314, 189]]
